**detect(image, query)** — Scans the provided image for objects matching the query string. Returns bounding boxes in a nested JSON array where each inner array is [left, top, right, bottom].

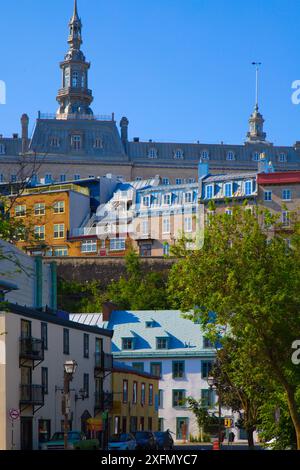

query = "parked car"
[[154, 430, 174, 450], [134, 431, 158, 450], [40, 431, 100, 450], [108, 433, 137, 451]]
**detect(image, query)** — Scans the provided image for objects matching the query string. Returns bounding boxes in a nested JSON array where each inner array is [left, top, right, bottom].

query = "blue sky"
[[1, 0, 300, 145]]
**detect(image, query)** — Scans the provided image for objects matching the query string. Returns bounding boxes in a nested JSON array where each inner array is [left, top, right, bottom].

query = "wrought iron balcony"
[[95, 352, 113, 372], [19, 337, 44, 362], [94, 392, 113, 412], [20, 384, 44, 406]]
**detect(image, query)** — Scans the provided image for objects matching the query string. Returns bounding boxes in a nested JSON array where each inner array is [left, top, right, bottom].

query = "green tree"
[[108, 249, 170, 309], [168, 206, 300, 448]]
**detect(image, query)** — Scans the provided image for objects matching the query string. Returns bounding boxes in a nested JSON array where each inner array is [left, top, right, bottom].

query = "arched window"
[[72, 71, 79, 87], [148, 148, 158, 159], [226, 151, 235, 161], [174, 149, 184, 159], [201, 150, 209, 160]]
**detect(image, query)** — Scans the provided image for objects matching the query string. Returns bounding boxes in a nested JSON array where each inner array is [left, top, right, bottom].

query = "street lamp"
[[63, 360, 77, 450], [207, 375, 222, 448]]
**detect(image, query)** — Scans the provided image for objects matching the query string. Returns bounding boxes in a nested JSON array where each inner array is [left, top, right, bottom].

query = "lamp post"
[[207, 375, 222, 448], [63, 360, 78, 450]]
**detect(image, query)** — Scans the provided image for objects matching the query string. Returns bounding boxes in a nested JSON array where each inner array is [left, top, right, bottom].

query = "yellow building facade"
[[8, 184, 90, 257], [110, 363, 159, 435]]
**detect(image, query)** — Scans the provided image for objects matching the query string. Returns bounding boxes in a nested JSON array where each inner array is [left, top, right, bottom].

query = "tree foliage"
[[168, 206, 300, 448]]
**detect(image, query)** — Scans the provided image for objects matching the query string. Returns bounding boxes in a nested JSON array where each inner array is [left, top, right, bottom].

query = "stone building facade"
[[1, 1, 300, 187]]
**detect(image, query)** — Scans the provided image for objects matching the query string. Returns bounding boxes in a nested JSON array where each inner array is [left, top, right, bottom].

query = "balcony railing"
[[95, 352, 113, 371], [95, 392, 113, 412], [20, 384, 44, 406], [19, 337, 44, 362]]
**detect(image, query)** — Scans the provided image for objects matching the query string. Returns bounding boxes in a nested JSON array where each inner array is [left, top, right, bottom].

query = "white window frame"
[[110, 238, 126, 251], [163, 194, 171, 205], [162, 178, 170, 185], [15, 205, 26, 217], [34, 225, 45, 240], [142, 219, 149, 235], [253, 152, 260, 161], [282, 189, 292, 201], [244, 180, 252, 196], [148, 148, 158, 159], [53, 246, 68, 257], [264, 190, 272, 202], [54, 201, 65, 214], [174, 149, 184, 160], [205, 185, 213, 199], [81, 239, 97, 253], [175, 178, 182, 185], [201, 150, 209, 160], [282, 211, 290, 227], [226, 151, 235, 161], [279, 152, 287, 163], [142, 196, 150, 207], [34, 203, 46, 216], [224, 182, 233, 197], [72, 134, 82, 150], [54, 224, 65, 239], [184, 216, 193, 233], [162, 217, 170, 234], [184, 192, 193, 204]]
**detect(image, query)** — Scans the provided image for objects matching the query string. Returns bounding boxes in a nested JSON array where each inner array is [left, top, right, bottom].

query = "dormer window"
[[50, 137, 60, 148], [146, 320, 155, 328], [148, 148, 158, 159], [142, 196, 151, 207], [224, 182, 233, 197], [0, 144, 6, 155], [174, 149, 184, 159], [201, 150, 209, 160], [71, 134, 82, 150], [279, 152, 287, 162], [94, 138, 103, 149], [156, 337, 169, 350], [226, 151, 235, 161], [122, 338, 134, 350], [184, 192, 193, 204], [163, 194, 171, 205], [253, 152, 260, 161]]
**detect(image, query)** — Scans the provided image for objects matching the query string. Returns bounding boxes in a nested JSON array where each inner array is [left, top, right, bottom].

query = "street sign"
[[224, 418, 234, 428], [9, 409, 20, 421]]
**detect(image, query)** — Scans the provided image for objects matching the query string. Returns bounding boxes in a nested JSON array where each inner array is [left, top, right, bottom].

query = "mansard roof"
[[29, 117, 128, 161]]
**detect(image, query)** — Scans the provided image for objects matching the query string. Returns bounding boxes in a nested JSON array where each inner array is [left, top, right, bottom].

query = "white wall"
[[1, 310, 112, 450], [0, 240, 52, 308]]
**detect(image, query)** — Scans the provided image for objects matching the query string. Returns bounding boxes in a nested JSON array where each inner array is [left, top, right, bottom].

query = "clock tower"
[[56, 0, 94, 118]]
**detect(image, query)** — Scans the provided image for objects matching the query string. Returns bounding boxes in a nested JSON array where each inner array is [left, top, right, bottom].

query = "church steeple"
[[56, 0, 94, 118], [246, 62, 267, 143]]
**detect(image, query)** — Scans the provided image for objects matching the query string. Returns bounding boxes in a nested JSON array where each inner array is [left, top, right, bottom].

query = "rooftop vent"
[[133, 137, 140, 142]]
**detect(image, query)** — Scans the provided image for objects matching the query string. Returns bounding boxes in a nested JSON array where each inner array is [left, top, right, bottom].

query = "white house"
[[71, 308, 233, 442]]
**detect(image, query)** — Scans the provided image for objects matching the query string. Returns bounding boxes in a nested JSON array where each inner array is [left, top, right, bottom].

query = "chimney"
[[120, 116, 129, 144], [198, 159, 209, 180], [102, 302, 118, 322], [21, 114, 29, 153]]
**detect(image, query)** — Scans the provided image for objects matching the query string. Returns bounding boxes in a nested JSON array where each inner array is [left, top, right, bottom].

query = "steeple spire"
[[68, 0, 82, 50], [246, 62, 267, 143], [56, 0, 94, 118]]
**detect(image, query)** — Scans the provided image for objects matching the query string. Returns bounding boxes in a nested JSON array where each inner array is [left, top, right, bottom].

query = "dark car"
[[134, 431, 158, 450], [154, 431, 174, 450]]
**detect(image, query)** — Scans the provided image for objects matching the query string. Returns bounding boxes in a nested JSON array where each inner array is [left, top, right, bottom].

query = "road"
[[174, 443, 263, 451]]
